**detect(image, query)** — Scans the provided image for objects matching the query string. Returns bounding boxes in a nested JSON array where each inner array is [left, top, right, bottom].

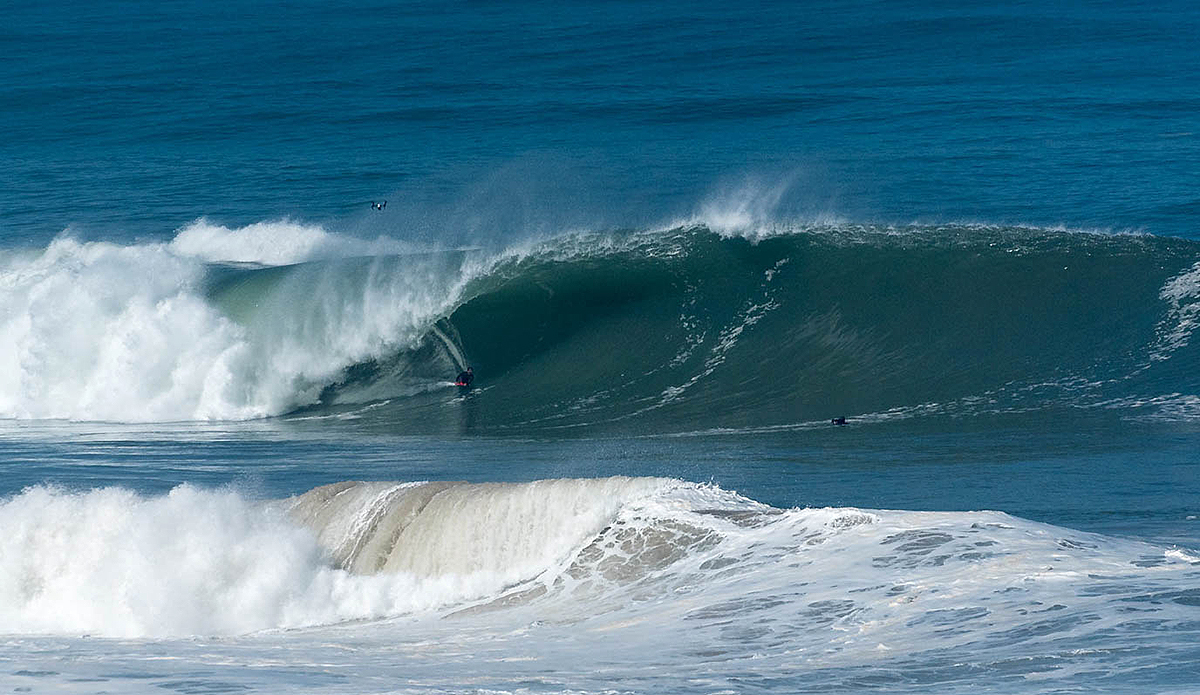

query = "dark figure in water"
[[455, 366, 474, 386], [371, 200, 386, 210], [831, 416, 847, 426]]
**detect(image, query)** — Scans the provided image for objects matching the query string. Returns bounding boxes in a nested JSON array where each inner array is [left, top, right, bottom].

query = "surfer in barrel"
[[455, 366, 474, 387]]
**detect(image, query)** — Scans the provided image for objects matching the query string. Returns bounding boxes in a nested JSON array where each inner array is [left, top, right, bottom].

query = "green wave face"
[[211, 225, 1200, 433]]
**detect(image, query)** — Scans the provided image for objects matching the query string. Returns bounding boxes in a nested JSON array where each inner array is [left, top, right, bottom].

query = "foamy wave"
[[170, 218, 411, 265], [0, 478, 674, 637], [1152, 259, 1200, 362], [0, 237, 253, 420], [1165, 547, 1200, 563], [0, 484, 347, 637], [0, 233, 468, 421], [3, 476, 1198, 648], [288, 477, 672, 578]]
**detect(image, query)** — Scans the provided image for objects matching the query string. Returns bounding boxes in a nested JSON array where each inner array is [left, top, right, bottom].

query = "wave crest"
[[170, 217, 418, 266], [4, 477, 1196, 648], [4, 222, 1200, 425]]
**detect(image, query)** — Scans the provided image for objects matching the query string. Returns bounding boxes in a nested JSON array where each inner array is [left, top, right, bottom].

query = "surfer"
[[371, 200, 386, 210], [831, 416, 847, 426], [455, 366, 474, 387]]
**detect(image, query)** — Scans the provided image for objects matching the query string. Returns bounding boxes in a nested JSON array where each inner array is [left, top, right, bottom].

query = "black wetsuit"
[[455, 370, 474, 386]]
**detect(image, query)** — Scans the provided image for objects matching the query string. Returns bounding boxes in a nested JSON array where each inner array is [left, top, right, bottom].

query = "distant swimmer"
[[455, 366, 474, 387], [371, 200, 387, 210], [831, 416, 847, 426]]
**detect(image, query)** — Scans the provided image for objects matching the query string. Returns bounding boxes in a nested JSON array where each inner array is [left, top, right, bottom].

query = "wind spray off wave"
[[0, 222, 476, 421], [5, 219, 1200, 427]]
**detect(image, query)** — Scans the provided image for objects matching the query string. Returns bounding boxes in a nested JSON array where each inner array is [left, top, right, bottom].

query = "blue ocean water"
[[2, 1, 1200, 693]]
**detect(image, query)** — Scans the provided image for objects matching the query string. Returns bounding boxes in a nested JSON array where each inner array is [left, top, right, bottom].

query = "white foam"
[[169, 218, 412, 266], [0, 484, 340, 637], [687, 176, 846, 240], [1166, 547, 1200, 563], [0, 237, 252, 420], [1152, 260, 1200, 362], [0, 478, 674, 638], [0, 229, 470, 421], [3, 473, 1199, 695]]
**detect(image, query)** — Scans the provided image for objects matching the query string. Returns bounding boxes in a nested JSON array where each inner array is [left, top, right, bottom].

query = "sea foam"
[[0, 225, 467, 421], [170, 218, 413, 266], [0, 237, 250, 420], [0, 478, 673, 637], [2, 476, 1198, 660]]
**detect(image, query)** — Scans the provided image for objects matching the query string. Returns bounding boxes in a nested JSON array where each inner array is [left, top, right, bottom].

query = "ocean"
[[2, 1, 1199, 693]]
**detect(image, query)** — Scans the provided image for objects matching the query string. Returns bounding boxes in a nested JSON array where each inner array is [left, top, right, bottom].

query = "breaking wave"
[[2, 219, 1200, 428], [2, 475, 1198, 681]]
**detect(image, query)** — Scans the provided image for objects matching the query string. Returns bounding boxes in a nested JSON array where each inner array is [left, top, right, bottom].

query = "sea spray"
[[0, 484, 338, 636], [5, 222, 1200, 427], [3, 473, 1197, 680], [0, 478, 674, 637], [170, 218, 418, 265], [0, 237, 249, 420], [0, 226, 474, 421]]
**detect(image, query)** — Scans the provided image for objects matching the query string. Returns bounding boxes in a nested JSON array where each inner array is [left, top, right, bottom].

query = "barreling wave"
[[3, 219, 1200, 427]]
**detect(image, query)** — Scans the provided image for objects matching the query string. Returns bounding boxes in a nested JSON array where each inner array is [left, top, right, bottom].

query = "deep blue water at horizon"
[[3, 2, 1200, 693], [3, 0, 1199, 245]]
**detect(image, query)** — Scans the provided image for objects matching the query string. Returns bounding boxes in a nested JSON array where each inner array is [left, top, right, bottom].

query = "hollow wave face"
[[4, 220, 1200, 426], [428, 223, 1200, 431]]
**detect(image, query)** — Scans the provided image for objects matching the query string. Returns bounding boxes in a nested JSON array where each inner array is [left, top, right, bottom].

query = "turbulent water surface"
[[2, 1, 1200, 694]]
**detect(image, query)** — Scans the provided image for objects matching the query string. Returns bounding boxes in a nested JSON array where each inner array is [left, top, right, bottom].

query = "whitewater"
[[5, 219, 1200, 428], [2, 218, 1199, 693], [0, 220, 466, 420], [5, 0, 1200, 692], [4, 477, 1199, 693]]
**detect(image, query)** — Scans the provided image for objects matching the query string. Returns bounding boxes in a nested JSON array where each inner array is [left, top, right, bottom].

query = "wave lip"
[[0, 227, 472, 422], [3, 477, 1199, 651], [5, 221, 1200, 426], [170, 218, 338, 266], [0, 477, 676, 637], [0, 236, 251, 421], [169, 217, 416, 266], [287, 477, 672, 579]]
